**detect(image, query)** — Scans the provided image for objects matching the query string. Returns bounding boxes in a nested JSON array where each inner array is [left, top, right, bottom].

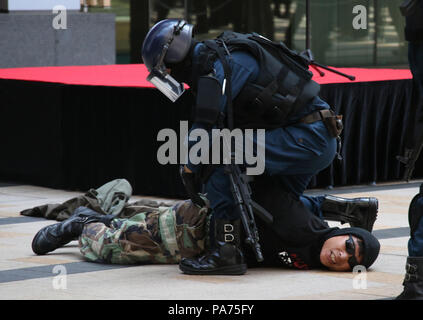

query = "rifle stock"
[[225, 163, 273, 263]]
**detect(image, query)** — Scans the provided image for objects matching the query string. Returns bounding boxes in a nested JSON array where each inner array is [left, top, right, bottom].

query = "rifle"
[[224, 159, 274, 262], [302, 49, 356, 81], [205, 39, 273, 262]]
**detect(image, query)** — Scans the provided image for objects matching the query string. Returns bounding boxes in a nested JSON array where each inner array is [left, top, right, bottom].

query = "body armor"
[[195, 31, 321, 129]]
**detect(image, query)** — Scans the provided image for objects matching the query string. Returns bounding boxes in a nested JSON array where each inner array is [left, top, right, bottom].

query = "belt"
[[299, 109, 335, 124], [299, 109, 344, 161]]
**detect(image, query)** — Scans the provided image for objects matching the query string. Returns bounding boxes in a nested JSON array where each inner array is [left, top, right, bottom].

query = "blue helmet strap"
[[173, 20, 186, 35], [154, 20, 187, 73]]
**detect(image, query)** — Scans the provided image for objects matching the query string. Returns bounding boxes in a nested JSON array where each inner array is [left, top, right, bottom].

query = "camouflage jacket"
[[79, 199, 210, 264]]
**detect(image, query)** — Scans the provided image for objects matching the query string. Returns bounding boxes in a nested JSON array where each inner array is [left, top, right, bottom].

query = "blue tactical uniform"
[[406, 0, 423, 98], [404, 2, 423, 258], [186, 43, 337, 221], [396, 3, 423, 300], [409, 193, 423, 257]]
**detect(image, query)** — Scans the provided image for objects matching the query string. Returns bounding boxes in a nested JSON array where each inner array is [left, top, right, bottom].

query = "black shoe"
[[179, 219, 247, 275], [179, 244, 247, 275], [396, 257, 423, 300], [321, 195, 378, 232], [31, 207, 113, 255]]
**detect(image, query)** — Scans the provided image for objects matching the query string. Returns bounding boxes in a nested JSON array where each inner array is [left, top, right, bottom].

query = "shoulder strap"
[[203, 39, 234, 130], [248, 33, 312, 80]]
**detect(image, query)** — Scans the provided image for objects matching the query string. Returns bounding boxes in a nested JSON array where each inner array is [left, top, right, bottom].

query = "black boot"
[[32, 207, 114, 255], [396, 257, 423, 300], [179, 219, 247, 275], [321, 195, 378, 232]]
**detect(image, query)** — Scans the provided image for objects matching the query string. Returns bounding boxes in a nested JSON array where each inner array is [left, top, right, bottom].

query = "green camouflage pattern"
[[79, 200, 209, 264]]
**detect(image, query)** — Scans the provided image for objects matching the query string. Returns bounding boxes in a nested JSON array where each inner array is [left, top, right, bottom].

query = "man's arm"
[[185, 52, 259, 173]]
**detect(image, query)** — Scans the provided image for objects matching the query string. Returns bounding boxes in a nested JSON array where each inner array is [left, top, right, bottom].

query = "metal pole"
[[373, 0, 378, 65], [184, 0, 190, 23], [130, 0, 150, 63], [148, 0, 153, 26], [306, 0, 311, 50]]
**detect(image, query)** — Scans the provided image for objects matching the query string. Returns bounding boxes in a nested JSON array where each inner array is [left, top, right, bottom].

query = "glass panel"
[[89, 0, 131, 64], [149, 0, 186, 26], [142, 0, 408, 68], [190, 0, 238, 41], [284, 0, 407, 67], [374, 0, 407, 67]]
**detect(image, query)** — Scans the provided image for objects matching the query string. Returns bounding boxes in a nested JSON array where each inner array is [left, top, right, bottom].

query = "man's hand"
[[179, 166, 206, 208], [183, 165, 193, 173]]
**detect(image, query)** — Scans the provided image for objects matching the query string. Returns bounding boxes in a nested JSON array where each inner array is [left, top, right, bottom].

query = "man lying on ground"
[[31, 176, 380, 273]]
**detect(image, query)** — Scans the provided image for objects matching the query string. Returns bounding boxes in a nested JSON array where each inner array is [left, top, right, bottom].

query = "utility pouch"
[[194, 75, 222, 126], [321, 111, 343, 138], [233, 82, 295, 129]]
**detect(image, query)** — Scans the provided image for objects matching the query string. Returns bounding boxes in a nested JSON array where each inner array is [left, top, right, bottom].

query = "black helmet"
[[142, 19, 194, 102]]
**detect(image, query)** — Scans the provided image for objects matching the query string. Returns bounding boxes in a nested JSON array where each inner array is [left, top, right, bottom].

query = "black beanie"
[[322, 227, 380, 269]]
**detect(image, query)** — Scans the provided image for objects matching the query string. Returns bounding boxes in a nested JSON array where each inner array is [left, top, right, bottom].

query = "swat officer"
[[396, 0, 423, 300], [141, 19, 378, 275]]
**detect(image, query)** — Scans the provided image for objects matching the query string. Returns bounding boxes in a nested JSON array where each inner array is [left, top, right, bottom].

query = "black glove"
[[179, 166, 206, 208]]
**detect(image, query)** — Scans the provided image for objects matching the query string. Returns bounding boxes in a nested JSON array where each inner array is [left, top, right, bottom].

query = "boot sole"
[[350, 198, 378, 232], [179, 263, 247, 276], [323, 198, 378, 232]]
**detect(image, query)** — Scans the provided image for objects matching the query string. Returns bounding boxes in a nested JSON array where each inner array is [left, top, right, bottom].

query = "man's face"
[[320, 235, 363, 271]]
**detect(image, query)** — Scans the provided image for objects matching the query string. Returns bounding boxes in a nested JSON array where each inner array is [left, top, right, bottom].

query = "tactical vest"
[[196, 31, 321, 129]]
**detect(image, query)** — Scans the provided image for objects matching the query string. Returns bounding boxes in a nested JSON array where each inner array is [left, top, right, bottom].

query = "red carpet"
[[0, 64, 412, 87]]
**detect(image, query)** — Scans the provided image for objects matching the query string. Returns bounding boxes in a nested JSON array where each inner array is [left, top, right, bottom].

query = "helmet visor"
[[147, 67, 185, 103]]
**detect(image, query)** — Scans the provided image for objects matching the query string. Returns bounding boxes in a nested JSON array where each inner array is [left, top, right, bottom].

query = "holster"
[[301, 109, 343, 138], [322, 111, 343, 138]]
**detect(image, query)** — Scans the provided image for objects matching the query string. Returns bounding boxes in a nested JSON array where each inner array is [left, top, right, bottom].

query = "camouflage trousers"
[[79, 200, 210, 264]]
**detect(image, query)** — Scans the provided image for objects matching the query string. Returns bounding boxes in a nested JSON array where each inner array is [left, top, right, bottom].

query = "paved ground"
[[0, 180, 419, 300]]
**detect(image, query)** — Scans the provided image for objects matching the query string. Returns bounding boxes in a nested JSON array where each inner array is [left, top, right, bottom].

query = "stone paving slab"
[[0, 180, 421, 301]]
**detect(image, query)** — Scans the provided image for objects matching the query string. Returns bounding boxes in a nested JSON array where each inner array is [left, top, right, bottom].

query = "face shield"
[[147, 65, 185, 103], [146, 21, 187, 102]]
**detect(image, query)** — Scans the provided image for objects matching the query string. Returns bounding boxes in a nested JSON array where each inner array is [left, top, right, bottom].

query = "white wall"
[[1, 0, 81, 11]]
